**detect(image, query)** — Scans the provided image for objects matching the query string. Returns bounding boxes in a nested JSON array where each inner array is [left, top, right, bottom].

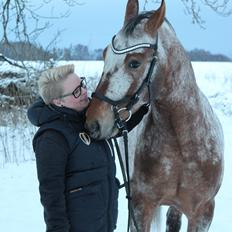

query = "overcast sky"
[[30, 0, 232, 58]]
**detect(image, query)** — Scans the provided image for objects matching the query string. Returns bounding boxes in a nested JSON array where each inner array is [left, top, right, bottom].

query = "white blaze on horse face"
[[103, 28, 156, 102], [104, 48, 132, 101]]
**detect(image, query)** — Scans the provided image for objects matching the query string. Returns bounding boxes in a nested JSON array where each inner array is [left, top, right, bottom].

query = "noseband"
[[92, 34, 158, 130]]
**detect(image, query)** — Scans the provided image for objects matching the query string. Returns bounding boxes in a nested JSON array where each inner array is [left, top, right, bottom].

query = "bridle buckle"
[[117, 107, 132, 122]]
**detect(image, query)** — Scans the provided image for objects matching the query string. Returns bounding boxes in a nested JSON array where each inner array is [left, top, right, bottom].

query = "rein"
[[113, 131, 139, 232], [92, 34, 159, 232]]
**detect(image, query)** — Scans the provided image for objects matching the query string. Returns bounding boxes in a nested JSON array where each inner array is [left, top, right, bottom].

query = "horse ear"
[[145, 0, 166, 36], [124, 0, 139, 26]]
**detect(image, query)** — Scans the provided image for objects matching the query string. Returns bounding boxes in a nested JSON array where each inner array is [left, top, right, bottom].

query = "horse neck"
[[151, 22, 199, 108]]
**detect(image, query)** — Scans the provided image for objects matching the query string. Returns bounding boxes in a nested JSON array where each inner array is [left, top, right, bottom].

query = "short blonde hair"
[[38, 64, 75, 104]]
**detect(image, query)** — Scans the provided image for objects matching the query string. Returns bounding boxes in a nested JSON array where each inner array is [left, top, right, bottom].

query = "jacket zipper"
[[105, 139, 115, 231], [69, 187, 83, 193]]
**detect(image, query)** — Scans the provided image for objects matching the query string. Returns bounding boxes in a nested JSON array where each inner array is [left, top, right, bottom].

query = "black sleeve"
[[34, 130, 70, 232]]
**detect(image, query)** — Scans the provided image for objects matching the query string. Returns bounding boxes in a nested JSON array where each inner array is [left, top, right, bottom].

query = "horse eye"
[[128, 60, 141, 69]]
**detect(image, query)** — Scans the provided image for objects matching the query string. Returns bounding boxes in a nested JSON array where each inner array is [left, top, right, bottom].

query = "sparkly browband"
[[111, 34, 158, 54]]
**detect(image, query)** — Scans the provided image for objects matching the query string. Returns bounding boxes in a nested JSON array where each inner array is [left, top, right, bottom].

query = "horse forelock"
[[123, 11, 154, 36]]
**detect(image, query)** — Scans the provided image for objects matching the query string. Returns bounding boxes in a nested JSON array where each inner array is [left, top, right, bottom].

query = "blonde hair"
[[38, 64, 75, 104]]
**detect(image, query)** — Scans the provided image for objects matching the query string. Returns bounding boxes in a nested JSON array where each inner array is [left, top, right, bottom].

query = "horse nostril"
[[85, 121, 100, 139]]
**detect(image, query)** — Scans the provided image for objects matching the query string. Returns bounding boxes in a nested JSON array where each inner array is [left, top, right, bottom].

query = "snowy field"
[[0, 61, 232, 231]]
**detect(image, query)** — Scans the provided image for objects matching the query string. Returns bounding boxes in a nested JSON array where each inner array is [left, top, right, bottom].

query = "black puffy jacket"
[[27, 98, 119, 232]]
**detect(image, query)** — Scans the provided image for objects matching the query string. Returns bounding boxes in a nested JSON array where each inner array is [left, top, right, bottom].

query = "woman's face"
[[58, 73, 89, 112]]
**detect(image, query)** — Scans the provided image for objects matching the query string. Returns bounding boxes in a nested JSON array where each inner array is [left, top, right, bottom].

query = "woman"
[[27, 64, 119, 232]]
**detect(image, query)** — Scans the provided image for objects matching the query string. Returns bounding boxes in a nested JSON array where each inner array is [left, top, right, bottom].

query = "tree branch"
[[143, 0, 232, 27], [0, 53, 26, 69]]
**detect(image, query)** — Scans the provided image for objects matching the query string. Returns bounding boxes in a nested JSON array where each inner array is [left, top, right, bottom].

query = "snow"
[[0, 61, 232, 231]]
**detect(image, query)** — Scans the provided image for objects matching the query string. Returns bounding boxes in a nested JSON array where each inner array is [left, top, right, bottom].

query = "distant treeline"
[[0, 41, 231, 62], [187, 49, 231, 62]]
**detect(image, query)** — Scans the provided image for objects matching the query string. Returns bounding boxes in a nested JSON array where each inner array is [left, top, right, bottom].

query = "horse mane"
[[164, 17, 176, 34], [123, 11, 176, 36], [124, 11, 154, 35]]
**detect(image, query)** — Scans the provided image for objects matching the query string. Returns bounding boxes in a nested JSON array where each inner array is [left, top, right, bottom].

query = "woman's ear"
[[52, 98, 63, 107]]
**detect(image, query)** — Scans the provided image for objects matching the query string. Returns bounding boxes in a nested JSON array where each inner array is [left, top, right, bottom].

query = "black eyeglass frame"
[[60, 77, 87, 99]]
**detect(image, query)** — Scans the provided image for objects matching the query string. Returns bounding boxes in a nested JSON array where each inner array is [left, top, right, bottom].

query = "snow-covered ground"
[[0, 61, 231, 231]]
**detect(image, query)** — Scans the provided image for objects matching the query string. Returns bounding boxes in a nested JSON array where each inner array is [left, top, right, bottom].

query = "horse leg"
[[166, 206, 182, 232], [187, 199, 215, 232], [130, 193, 155, 232]]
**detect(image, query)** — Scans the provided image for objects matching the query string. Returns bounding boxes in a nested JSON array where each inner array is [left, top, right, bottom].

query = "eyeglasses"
[[60, 77, 87, 98]]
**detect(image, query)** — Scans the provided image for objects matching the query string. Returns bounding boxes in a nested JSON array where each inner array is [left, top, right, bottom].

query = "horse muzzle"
[[85, 100, 116, 140], [85, 120, 101, 140]]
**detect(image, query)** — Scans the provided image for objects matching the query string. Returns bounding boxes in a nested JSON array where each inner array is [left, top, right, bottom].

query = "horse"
[[85, 0, 224, 231]]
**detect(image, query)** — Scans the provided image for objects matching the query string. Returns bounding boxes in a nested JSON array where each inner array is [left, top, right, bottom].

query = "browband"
[[111, 34, 158, 55]]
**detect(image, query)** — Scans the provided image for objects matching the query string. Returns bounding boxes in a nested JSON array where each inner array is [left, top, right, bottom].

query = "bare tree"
[[0, 0, 231, 66], [0, 0, 83, 43], [144, 0, 232, 26], [0, 0, 82, 69]]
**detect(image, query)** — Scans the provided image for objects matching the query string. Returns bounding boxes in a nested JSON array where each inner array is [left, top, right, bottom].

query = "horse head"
[[85, 0, 166, 139]]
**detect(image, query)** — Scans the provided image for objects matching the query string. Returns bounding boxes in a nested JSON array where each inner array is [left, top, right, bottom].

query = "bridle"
[[92, 34, 158, 130], [91, 34, 159, 232]]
